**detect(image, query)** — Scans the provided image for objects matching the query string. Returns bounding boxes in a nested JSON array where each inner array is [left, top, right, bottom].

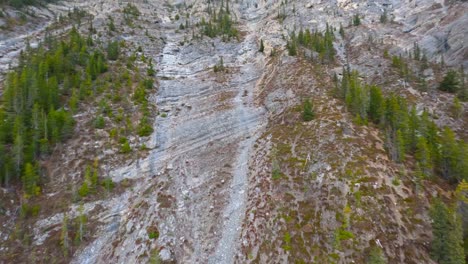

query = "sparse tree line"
[[0, 27, 104, 193], [1, 11, 158, 260], [286, 24, 336, 63], [276, 5, 467, 263], [388, 42, 467, 101], [60, 203, 88, 257], [335, 69, 467, 262], [335, 68, 467, 183], [0, 25, 154, 198], [199, 0, 238, 40]]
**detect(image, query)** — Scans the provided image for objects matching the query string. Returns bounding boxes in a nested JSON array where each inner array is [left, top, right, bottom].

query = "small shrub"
[[143, 79, 154, 89], [353, 14, 361, 26], [94, 116, 105, 129], [120, 139, 131, 153], [337, 229, 354, 240], [78, 182, 89, 197], [101, 177, 115, 191], [147, 226, 159, 239], [213, 57, 225, 73], [20, 203, 40, 218], [107, 41, 120, 60], [282, 232, 292, 251], [302, 99, 315, 121], [259, 39, 264, 53], [137, 118, 154, 137], [272, 168, 282, 180]]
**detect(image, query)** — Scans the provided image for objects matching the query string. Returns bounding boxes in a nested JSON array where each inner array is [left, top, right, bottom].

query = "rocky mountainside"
[[0, 0, 467, 263]]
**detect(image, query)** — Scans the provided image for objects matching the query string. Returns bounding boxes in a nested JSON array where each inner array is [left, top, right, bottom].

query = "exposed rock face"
[[0, 0, 466, 263]]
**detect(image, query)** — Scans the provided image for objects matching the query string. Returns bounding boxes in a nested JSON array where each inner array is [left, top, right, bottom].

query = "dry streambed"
[[73, 0, 269, 263]]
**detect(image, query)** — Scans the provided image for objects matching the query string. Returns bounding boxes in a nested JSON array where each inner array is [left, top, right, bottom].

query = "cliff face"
[[0, 0, 466, 263]]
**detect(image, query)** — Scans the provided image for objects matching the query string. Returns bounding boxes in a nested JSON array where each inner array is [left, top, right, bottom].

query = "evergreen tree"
[[78, 181, 89, 197], [107, 41, 120, 61], [302, 99, 315, 121], [420, 110, 439, 158], [458, 65, 467, 101], [353, 14, 361, 26], [107, 16, 116, 32], [91, 159, 99, 187], [415, 136, 433, 178], [451, 97, 463, 119], [339, 67, 349, 99], [22, 163, 40, 197], [121, 139, 131, 153], [406, 106, 419, 153], [339, 23, 345, 37], [413, 42, 421, 61], [439, 70, 460, 93], [75, 203, 86, 243], [380, 10, 388, 24], [259, 39, 264, 53], [287, 39, 297, 56], [368, 86, 384, 124], [367, 246, 387, 264], [396, 129, 406, 163], [61, 213, 70, 257], [439, 127, 467, 182], [13, 117, 24, 176], [345, 72, 369, 122], [430, 199, 465, 264]]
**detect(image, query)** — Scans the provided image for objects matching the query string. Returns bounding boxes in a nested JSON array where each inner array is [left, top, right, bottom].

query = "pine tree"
[[368, 86, 384, 124], [75, 203, 86, 243], [339, 23, 345, 37], [420, 110, 439, 157], [91, 159, 99, 187], [78, 180, 89, 197], [13, 117, 24, 176], [302, 99, 315, 121], [367, 246, 387, 264], [458, 65, 467, 101], [451, 97, 463, 119], [121, 139, 131, 153], [439, 127, 468, 182], [407, 106, 419, 152], [61, 213, 70, 257], [339, 67, 349, 99], [380, 10, 388, 24], [85, 165, 93, 190], [439, 70, 460, 93], [107, 41, 120, 61], [421, 53, 429, 70], [415, 137, 432, 178], [107, 16, 116, 32], [396, 129, 406, 163], [413, 42, 421, 61], [259, 39, 264, 53], [353, 14, 361, 26], [430, 199, 465, 264], [287, 40, 297, 56], [22, 163, 40, 197]]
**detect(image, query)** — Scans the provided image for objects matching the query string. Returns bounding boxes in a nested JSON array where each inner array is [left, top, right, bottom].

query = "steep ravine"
[[73, 0, 268, 262]]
